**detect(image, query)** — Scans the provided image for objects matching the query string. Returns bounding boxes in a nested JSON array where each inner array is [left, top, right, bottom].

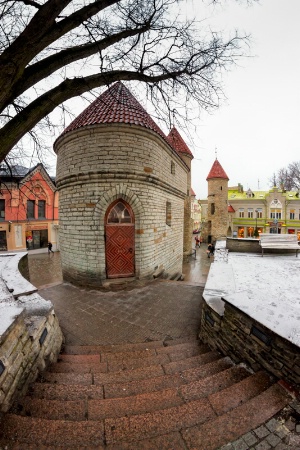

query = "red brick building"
[[0, 163, 59, 252]]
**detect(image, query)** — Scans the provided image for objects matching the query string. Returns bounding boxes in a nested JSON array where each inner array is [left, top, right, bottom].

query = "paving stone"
[[266, 418, 280, 432], [254, 425, 270, 439], [231, 437, 249, 449], [275, 424, 290, 439], [255, 440, 271, 450], [243, 431, 259, 446], [266, 433, 281, 447]]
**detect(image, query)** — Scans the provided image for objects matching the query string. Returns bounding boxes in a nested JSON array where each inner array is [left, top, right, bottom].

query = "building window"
[[270, 209, 281, 219], [211, 203, 215, 215], [27, 200, 35, 219], [238, 227, 244, 238], [256, 208, 263, 218], [290, 209, 295, 220], [248, 208, 253, 218], [239, 208, 244, 218], [0, 199, 5, 220], [38, 200, 46, 218], [166, 201, 171, 226], [171, 161, 175, 174]]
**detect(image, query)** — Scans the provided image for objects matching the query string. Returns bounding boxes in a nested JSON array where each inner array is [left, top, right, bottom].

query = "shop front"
[[26, 225, 48, 250]]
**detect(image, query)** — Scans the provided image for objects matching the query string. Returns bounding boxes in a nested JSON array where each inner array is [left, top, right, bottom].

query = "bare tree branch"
[[0, 0, 253, 165]]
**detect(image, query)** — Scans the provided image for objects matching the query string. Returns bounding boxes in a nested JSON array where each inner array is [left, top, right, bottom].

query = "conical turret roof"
[[206, 159, 229, 180], [63, 82, 167, 140], [168, 127, 193, 158]]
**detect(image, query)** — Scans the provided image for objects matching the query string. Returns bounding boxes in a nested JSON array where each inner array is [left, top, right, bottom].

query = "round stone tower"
[[54, 82, 192, 287], [206, 158, 229, 243], [168, 128, 194, 255]]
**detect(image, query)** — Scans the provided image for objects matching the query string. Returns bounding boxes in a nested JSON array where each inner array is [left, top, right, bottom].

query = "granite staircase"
[[0, 337, 291, 449]]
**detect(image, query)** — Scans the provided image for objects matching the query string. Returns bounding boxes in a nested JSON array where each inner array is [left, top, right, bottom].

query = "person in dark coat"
[[48, 242, 54, 254]]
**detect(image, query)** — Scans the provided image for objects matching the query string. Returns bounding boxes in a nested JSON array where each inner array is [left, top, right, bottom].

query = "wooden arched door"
[[105, 200, 135, 278]]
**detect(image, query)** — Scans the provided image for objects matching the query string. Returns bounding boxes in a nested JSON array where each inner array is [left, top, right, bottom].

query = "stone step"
[[0, 415, 105, 447], [102, 369, 265, 445], [29, 356, 233, 401], [40, 349, 222, 386], [48, 347, 220, 373], [0, 380, 289, 450], [181, 383, 291, 450], [62, 335, 199, 355], [18, 364, 260, 422], [104, 357, 234, 399]]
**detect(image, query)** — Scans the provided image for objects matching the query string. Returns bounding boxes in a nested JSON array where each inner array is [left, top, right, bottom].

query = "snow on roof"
[[204, 251, 300, 347]]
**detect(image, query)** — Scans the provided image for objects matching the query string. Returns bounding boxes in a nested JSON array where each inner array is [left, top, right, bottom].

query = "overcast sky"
[[46, 0, 300, 200], [188, 0, 300, 199]]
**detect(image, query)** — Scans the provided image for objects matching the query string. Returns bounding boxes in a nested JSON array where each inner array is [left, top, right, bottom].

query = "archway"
[[105, 199, 135, 278]]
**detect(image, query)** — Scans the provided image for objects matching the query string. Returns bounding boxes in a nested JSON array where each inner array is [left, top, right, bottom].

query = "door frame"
[[105, 199, 135, 279]]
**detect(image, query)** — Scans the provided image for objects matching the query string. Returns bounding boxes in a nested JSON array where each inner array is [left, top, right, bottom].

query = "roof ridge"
[[62, 82, 168, 142], [167, 127, 193, 157], [207, 159, 229, 180]]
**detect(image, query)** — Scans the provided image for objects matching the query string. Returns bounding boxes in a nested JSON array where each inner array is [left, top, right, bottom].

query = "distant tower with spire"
[[206, 158, 229, 242]]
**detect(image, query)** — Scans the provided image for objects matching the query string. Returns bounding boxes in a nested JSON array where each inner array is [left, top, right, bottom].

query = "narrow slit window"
[[166, 201, 171, 226]]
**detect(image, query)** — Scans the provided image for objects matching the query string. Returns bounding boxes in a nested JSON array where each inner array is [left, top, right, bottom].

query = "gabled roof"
[[168, 127, 193, 158], [63, 82, 167, 141], [190, 188, 196, 196], [20, 163, 56, 191], [228, 204, 235, 213], [206, 159, 229, 181]]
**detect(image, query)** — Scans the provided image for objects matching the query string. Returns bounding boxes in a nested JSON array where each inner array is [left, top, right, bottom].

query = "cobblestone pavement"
[[27, 245, 300, 450]]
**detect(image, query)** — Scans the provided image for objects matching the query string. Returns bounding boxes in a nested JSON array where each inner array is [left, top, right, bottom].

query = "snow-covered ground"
[[204, 252, 300, 347]]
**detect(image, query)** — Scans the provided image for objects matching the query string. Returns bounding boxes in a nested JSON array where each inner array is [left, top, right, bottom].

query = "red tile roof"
[[168, 127, 193, 157], [63, 82, 167, 141], [206, 159, 229, 180], [228, 204, 235, 213]]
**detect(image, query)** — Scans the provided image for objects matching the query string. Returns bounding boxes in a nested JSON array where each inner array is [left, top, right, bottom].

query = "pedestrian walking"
[[48, 242, 54, 254], [207, 243, 213, 258]]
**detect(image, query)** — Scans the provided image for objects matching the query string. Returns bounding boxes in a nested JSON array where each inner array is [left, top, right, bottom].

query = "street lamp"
[[254, 209, 259, 238]]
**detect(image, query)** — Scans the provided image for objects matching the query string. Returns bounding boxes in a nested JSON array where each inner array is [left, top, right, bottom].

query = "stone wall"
[[226, 237, 261, 253], [0, 254, 64, 413], [200, 300, 300, 386], [200, 241, 300, 388], [0, 302, 63, 412], [55, 124, 188, 286]]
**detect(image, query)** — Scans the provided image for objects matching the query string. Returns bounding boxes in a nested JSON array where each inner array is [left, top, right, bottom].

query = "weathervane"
[[215, 147, 218, 159]]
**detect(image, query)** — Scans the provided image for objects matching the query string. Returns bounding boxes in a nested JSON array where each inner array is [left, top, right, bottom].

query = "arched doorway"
[[105, 199, 135, 278]]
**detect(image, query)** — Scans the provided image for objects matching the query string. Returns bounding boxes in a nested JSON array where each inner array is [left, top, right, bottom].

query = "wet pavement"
[[27, 240, 210, 290], [27, 243, 211, 346]]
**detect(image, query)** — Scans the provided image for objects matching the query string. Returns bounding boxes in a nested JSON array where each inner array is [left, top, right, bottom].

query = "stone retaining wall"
[[226, 237, 260, 253], [200, 300, 300, 386], [200, 241, 300, 388], [0, 254, 64, 413]]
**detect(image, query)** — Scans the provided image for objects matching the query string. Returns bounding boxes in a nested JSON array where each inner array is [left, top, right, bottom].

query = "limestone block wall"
[[55, 125, 188, 286], [0, 303, 63, 412], [200, 242, 300, 387], [200, 300, 300, 386], [0, 254, 64, 413]]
